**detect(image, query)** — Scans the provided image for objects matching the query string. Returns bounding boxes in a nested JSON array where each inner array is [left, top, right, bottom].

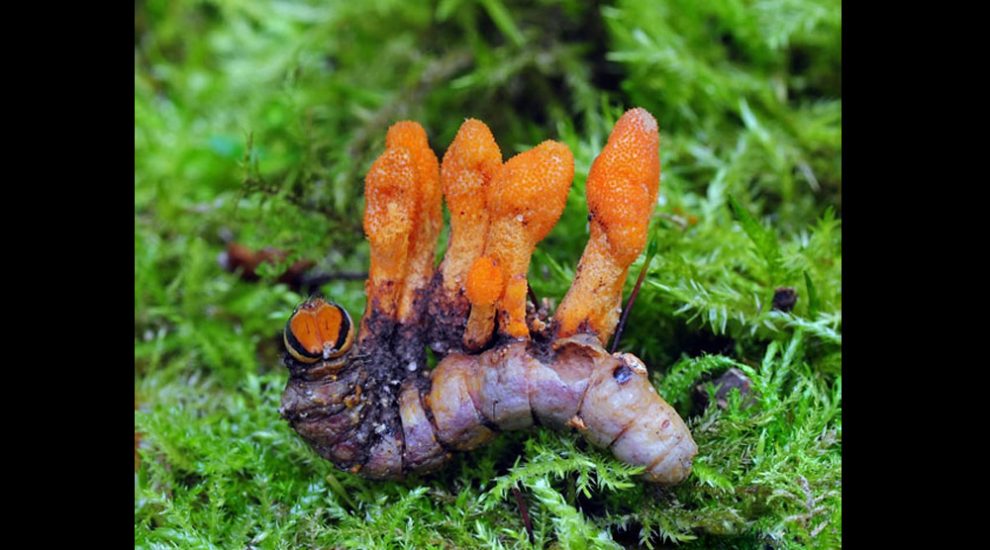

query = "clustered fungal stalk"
[[280, 108, 698, 485]]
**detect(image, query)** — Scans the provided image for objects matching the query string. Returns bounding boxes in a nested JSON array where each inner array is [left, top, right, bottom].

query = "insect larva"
[[279, 108, 697, 485]]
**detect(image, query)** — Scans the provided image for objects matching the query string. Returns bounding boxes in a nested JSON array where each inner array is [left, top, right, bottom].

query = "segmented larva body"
[[425, 337, 695, 484], [279, 109, 697, 485]]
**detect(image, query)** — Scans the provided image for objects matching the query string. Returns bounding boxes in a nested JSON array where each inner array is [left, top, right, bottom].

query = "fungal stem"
[[554, 108, 660, 345], [360, 121, 440, 340], [463, 140, 574, 348]]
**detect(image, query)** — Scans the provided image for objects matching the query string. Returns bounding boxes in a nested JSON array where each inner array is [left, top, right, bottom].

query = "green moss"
[[135, 0, 841, 547]]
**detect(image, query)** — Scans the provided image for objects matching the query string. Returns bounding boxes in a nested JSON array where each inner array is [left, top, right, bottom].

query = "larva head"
[[284, 297, 356, 365]]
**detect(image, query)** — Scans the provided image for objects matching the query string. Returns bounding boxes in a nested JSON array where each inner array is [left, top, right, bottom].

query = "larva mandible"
[[279, 109, 698, 485]]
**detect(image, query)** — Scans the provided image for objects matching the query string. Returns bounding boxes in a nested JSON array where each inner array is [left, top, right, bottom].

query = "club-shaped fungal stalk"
[[362, 122, 440, 328], [462, 141, 574, 350], [428, 120, 502, 353], [554, 108, 660, 345], [386, 123, 442, 326]]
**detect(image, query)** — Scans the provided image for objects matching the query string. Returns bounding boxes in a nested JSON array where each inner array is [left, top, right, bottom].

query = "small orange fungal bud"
[[465, 256, 504, 306]]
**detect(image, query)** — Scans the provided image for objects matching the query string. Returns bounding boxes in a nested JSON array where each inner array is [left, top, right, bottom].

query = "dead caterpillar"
[[279, 109, 697, 484]]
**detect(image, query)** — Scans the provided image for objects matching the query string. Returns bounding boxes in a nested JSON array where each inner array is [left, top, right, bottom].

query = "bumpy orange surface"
[[555, 108, 660, 343], [487, 140, 575, 242], [465, 255, 504, 306], [438, 120, 502, 293], [586, 108, 660, 266], [362, 121, 441, 324], [464, 140, 574, 343], [364, 147, 417, 318], [385, 122, 441, 323]]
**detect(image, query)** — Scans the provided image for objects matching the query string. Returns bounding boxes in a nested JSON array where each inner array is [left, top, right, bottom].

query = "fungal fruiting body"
[[280, 109, 698, 485]]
